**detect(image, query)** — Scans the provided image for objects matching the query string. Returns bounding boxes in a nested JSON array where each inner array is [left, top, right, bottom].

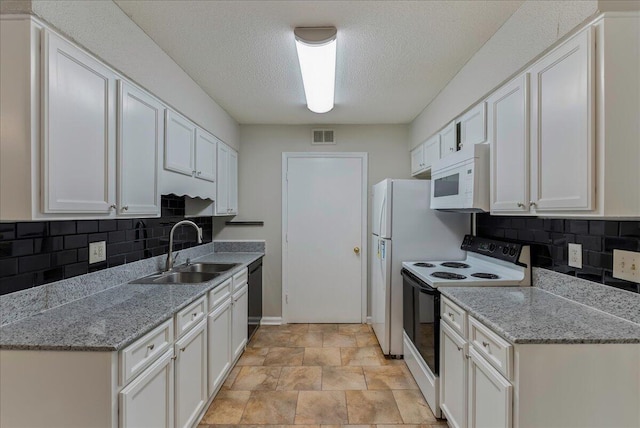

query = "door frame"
[[281, 152, 368, 324]]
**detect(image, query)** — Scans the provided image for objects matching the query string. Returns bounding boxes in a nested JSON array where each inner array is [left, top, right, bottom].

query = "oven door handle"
[[401, 268, 437, 295]]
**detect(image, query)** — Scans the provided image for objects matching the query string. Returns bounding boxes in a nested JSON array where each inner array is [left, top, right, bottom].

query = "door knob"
[[354, 247, 360, 254]]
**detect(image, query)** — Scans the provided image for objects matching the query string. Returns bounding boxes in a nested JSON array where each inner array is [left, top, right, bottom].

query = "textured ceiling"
[[115, 0, 524, 125]]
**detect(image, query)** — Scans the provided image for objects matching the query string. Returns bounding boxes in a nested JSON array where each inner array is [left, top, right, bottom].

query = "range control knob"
[[502, 247, 509, 255], [489, 243, 496, 252], [509, 248, 518, 257]]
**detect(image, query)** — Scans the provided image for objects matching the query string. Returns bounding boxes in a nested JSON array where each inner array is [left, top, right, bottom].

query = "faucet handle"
[[197, 227, 203, 244]]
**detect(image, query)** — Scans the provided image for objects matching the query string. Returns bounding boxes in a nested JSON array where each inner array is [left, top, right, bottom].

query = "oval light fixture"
[[294, 27, 337, 114]]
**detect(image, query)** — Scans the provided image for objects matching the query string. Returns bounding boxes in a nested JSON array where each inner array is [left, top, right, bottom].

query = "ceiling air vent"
[[312, 129, 335, 145]]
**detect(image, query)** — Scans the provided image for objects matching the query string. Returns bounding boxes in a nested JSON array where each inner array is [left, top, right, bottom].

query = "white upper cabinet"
[[440, 121, 457, 156], [215, 141, 238, 216], [165, 109, 196, 177], [529, 27, 594, 212], [410, 144, 425, 176], [411, 134, 441, 178], [42, 30, 116, 214], [195, 129, 217, 182], [459, 102, 487, 149], [488, 74, 530, 213], [118, 81, 163, 217]]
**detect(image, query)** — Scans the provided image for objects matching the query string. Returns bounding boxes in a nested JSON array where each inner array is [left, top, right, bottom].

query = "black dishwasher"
[[247, 258, 263, 340]]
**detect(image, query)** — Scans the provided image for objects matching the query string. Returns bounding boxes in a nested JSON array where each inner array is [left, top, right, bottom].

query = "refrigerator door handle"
[[378, 195, 386, 239]]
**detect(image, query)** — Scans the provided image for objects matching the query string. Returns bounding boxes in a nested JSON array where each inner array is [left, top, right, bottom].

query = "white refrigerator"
[[371, 179, 469, 356]]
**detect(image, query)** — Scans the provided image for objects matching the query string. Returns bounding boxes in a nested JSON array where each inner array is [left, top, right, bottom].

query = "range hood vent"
[[312, 129, 335, 145]]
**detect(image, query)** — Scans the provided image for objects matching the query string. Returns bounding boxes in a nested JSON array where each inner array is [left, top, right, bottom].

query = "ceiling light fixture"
[[294, 27, 337, 114]]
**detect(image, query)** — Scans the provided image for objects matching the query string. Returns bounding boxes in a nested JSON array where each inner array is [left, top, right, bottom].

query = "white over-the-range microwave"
[[430, 143, 490, 212]]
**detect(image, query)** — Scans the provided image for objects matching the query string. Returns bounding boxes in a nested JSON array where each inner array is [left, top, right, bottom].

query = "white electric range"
[[400, 235, 531, 418]]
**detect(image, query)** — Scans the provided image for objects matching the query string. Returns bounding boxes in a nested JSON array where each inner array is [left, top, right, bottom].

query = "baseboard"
[[260, 317, 283, 326]]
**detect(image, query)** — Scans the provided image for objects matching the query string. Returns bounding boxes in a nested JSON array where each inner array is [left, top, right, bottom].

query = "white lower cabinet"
[[440, 322, 467, 428], [231, 284, 249, 361], [120, 349, 174, 428], [174, 318, 208, 428], [208, 298, 232, 395], [467, 347, 512, 428]]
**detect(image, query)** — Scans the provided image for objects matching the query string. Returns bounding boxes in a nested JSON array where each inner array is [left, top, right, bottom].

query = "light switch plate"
[[613, 249, 640, 283], [89, 241, 106, 264], [568, 243, 582, 268]]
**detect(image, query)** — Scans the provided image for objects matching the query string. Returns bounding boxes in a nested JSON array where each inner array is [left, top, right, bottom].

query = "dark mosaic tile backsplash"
[[0, 195, 212, 296], [476, 214, 640, 293]]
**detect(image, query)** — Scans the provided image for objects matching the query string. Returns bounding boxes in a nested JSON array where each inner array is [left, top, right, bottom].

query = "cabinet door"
[[231, 284, 249, 361], [423, 134, 441, 171], [440, 121, 457, 156], [228, 149, 238, 215], [459, 102, 487, 148], [208, 298, 232, 395], [165, 110, 196, 177], [440, 322, 467, 428], [175, 318, 207, 428], [118, 81, 163, 217], [195, 129, 217, 182], [410, 144, 425, 175], [468, 348, 512, 428], [215, 142, 230, 215], [488, 74, 530, 213], [120, 349, 174, 428], [43, 30, 116, 214], [529, 27, 594, 212]]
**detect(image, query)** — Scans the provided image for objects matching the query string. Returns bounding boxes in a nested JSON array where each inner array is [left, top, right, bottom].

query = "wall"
[[214, 124, 410, 318], [21, 0, 239, 148], [476, 214, 640, 293], [0, 195, 213, 295], [410, 0, 599, 148]]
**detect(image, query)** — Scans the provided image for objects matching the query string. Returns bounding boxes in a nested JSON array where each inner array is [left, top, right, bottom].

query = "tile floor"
[[198, 323, 448, 428]]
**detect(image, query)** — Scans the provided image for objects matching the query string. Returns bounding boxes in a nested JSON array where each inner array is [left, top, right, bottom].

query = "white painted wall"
[[214, 124, 410, 318], [410, 0, 599, 148], [25, 0, 239, 148]]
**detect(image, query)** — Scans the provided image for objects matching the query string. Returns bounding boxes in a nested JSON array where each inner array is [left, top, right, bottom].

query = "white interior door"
[[283, 153, 367, 323]]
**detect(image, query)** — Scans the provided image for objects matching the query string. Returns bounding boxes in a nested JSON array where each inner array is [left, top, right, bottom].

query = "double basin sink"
[[129, 262, 239, 284]]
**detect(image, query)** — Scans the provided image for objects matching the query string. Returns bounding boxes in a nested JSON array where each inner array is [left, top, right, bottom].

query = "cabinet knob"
[[109, 204, 117, 210], [192, 312, 198, 318], [147, 343, 154, 351], [529, 201, 537, 207], [197, 171, 202, 176], [456, 345, 463, 351], [482, 341, 490, 347], [171, 355, 177, 361], [192, 170, 197, 176], [122, 205, 129, 211], [517, 202, 525, 208], [180, 347, 186, 352], [448, 312, 454, 320]]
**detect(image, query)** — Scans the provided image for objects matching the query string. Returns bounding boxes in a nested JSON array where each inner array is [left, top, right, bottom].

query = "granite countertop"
[[0, 252, 263, 352], [440, 287, 640, 344]]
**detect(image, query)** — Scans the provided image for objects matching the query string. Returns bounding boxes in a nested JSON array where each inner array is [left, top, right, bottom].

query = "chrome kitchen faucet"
[[165, 220, 203, 272]]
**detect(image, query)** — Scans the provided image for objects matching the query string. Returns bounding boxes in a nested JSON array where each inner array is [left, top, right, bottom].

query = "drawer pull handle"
[[171, 356, 177, 361], [456, 345, 462, 351], [192, 312, 198, 318], [448, 312, 454, 319], [147, 344, 155, 351], [482, 341, 490, 347], [180, 347, 186, 352]]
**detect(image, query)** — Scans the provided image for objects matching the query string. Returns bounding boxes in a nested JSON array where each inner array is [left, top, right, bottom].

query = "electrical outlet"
[[89, 241, 106, 264], [613, 250, 640, 283], [568, 243, 582, 268]]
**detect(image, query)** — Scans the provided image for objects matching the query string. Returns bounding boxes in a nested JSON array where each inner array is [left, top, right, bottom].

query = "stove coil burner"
[[441, 262, 470, 269], [431, 272, 467, 280], [471, 273, 500, 279], [414, 262, 436, 268]]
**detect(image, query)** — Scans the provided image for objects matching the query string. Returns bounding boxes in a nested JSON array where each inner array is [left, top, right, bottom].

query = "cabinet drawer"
[[232, 268, 248, 291], [120, 318, 173, 385], [209, 277, 232, 311], [441, 297, 467, 337], [176, 295, 207, 338], [468, 316, 513, 380]]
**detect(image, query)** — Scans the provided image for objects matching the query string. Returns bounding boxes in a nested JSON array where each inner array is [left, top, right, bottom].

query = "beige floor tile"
[[289, 332, 324, 347], [284, 323, 310, 333], [221, 366, 241, 390], [239, 390, 298, 424], [295, 391, 348, 424], [323, 332, 357, 347], [264, 347, 305, 366], [200, 390, 251, 424], [237, 347, 269, 366], [393, 390, 438, 424], [363, 366, 419, 390], [345, 390, 403, 424], [338, 324, 372, 334], [303, 347, 342, 366], [308, 323, 338, 332], [249, 331, 291, 348], [231, 366, 282, 390], [377, 425, 430, 428], [341, 347, 384, 366], [322, 366, 367, 390], [355, 332, 379, 347], [277, 366, 322, 391], [321, 425, 375, 428], [380, 357, 408, 366]]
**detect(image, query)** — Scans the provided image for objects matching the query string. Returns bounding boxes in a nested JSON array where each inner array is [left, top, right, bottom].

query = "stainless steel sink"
[[151, 271, 219, 284], [177, 262, 239, 274]]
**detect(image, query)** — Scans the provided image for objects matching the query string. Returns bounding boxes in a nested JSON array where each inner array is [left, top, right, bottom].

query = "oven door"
[[401, 269, 440, 376]]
